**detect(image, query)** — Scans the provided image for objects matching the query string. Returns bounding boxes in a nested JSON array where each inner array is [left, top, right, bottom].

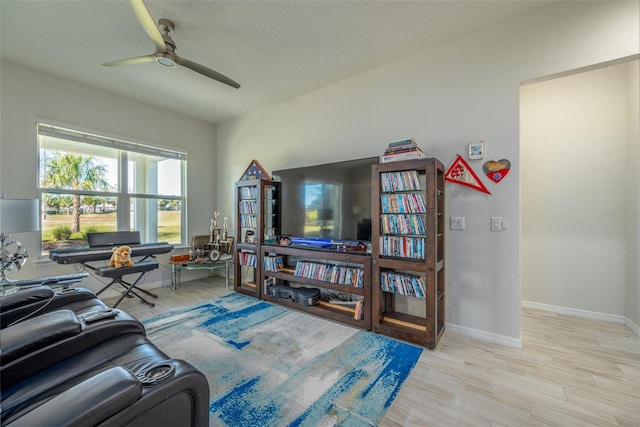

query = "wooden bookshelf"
[[260, 244, 372, 330], [371, 158, 445, 349], [233, 179, 280, 298]]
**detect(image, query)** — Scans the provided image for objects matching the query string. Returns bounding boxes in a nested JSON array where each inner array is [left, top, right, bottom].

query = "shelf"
[[235, 281, 258, 298], [382, 313, 427, 331], [236, 242, 258, 251], [262, 292, 366, 329], [317, 300, 356, 314], [376, 257, 428, 269], [377, 311, 444, 349], [263, 270, 366, 296]]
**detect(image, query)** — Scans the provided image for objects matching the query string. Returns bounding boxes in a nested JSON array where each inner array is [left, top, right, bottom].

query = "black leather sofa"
[[0, 286, 210, 426]]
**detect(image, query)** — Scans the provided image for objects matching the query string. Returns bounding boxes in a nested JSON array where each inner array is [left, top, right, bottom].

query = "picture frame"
[[468, 141, 485, 160]]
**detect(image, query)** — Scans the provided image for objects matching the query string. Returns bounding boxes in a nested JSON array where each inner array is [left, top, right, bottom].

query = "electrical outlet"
[[450, 217, 465, 230]]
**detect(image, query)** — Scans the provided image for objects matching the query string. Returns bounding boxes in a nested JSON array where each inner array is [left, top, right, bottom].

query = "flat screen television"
[[272, 157, 378, 243]]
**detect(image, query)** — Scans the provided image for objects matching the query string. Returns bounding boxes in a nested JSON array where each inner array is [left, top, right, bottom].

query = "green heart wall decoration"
[[483, 159, 511, 183]]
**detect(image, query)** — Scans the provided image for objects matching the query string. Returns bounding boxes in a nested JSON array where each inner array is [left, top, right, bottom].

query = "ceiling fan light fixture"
[[105, 1, 240, 88], [155, 52, 176, 67]]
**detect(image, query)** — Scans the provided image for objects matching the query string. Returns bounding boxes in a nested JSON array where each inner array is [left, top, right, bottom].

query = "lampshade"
[[0, 197, 40, 233]]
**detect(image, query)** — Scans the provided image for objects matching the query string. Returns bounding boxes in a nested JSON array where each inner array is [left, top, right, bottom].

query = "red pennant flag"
[[445, 155, 491, 195]]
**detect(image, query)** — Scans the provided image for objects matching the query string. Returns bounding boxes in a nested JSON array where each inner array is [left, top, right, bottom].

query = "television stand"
[[260, 244, 371, 330]]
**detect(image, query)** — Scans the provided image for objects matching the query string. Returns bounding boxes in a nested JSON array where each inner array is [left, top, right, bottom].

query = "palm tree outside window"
[[37, 123, 186, 256]]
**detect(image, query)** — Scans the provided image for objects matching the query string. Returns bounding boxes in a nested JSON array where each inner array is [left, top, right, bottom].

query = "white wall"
[[0, 59, 218, 293], [216, 1, 639, 344], [521, 61, 637, 323], [626, 60, 640, 329]]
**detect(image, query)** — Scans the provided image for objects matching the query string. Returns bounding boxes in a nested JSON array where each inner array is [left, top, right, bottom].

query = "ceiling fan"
[[103, 0, 240, 89]]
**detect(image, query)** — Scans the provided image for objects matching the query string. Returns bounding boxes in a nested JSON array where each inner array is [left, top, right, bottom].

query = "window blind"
[[37, 124, 187, 161]]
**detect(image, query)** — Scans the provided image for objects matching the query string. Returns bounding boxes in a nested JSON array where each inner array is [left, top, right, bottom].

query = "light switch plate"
[[450, 217, 465, 230], [491, 217, 503, 231]]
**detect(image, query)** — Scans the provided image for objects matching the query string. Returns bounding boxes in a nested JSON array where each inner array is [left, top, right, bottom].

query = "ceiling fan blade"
[[130, 0, 165, 52], [103, 54, 156, 67], [178, 56, 241, 89]]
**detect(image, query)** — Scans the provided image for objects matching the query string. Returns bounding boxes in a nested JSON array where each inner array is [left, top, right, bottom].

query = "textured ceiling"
[[1, 0, 554, 124]]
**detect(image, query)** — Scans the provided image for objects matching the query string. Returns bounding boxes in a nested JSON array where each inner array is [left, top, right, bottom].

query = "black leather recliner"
[[0, 286, 210, 426], [1, 285, 108, 328]]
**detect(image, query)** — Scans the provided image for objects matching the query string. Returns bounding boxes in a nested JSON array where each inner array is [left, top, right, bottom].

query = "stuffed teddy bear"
[[109, 245, 134, 268]]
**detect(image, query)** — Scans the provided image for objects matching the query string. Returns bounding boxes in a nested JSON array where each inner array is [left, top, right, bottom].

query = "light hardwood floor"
[[106, 279, 640, 427]]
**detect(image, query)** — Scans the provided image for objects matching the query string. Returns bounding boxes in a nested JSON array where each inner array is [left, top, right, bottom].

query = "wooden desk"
[[170, 258, 232, 289]]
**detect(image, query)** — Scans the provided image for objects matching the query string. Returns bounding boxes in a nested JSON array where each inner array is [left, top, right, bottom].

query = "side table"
[[170, 258, 232, 289]]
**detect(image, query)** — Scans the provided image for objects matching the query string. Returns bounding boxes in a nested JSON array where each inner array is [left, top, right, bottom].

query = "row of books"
[[379, 236, 426, 260], [380, 138, 426, 164], [239, 187, 258, 200], [381, 214, 426, 235], [380, 170, 421, 192], [239, 214, 257, 228], [263, 255, 284, 272], [294, 261, 365, 288], [380, 271, 426, 299], [239, 200, 257, 214], [239, 252, 257, 267], [381, 193, 426, 214]]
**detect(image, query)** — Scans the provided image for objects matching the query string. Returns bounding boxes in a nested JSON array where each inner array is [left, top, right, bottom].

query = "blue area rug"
[[144, 293, 422, 426]]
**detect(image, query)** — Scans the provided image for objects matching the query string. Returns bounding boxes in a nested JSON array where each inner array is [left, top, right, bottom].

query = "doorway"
[[520, 58, 639, 326]]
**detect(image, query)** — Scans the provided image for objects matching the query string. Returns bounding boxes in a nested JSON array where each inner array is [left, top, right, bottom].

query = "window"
[[38, 123, 186, 255]]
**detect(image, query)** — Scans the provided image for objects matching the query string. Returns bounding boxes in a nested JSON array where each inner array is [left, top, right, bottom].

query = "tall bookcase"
[[234, 179, 280, 298], [371, 158, 445, 349]]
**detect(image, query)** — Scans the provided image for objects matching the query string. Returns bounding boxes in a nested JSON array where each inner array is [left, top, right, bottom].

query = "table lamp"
[[0, 195, 40, 283]]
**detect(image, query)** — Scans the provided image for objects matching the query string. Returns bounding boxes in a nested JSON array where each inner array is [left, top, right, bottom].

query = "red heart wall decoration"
[[483, 159, 511, 183]]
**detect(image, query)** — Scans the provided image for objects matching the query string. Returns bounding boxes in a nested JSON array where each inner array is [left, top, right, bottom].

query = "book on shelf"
[[385, 137, 417, 152], [379, 236, 426, 260], [264, 277, 276, 290], [381, 214, 426, 235], [380, 137, 426, 163], [239, 186, 258, 199], [381, 170, 421, 192], [293, 261, 364, 287], [263, 255, 284, 272], [239, 252, 257, 267], [239, 214, 257, 228], [380, 149, 426, 163], [239, 200, 257, 214], [380, 271, 426, 299], [380, 193, 426, 213]]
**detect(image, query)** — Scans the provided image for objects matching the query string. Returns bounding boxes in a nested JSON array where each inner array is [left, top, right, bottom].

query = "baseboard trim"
[[522, 300, 640, 337], [444, 301, 640, 348], [626, 318, 640, 337], [445, 322, 522, 349], [521, 300, 625, 323]]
